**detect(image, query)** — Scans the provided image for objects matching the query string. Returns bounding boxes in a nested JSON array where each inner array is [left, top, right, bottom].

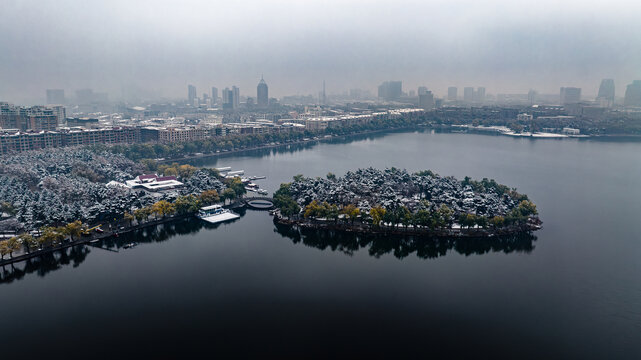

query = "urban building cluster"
[[0, 102, 65, 131], [2, 77, 641, 155], [0, 106, 425, 155]]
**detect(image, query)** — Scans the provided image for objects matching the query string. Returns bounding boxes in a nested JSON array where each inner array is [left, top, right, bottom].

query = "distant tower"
[[377, 81, 402, 101], [257, 75, 269, 108], [322, 80, 326, 105], [597, 79, 615, 107], [476, 87, 486, 103], [463, 87, 474, 102], [560, 87, 581, 105], [528, 89, 537, 105], [418, 90, 434, 109], [211, 87, 218, 105], [222, 87, 234, 111], [232, 86, 239, 109], [447, 87, 457, 101], [188, 84, 196, 105], [624, 80, 641, 107]]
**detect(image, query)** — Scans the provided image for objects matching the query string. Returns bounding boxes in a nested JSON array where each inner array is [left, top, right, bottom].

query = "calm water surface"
[[2, 131, 641, 358]]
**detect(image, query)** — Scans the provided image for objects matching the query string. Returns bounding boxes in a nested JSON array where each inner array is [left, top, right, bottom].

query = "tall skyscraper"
[[476, 87, 486, 103], [46, 89, 65, 104], [623, 80, 641, 107], [222, 87, 234, 111], [447, 87, 457, 101], [597, 79, 615, 107], [211, 87, 218, 105], [377, 81, 402, 101], [257, 76, 268, 108], [463, 87, 475, 102], [322, 80, 326, 105], [418, 86, 428, 96], [528, 89, 537, 105], [188, 84, 197, 105], [418, 91, 434, 109], [232, 86, 239, 109], [560, 87, 581, 105]]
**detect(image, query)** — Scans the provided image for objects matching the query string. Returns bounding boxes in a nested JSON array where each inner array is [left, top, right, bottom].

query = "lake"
[[2, 130, 640, 358]]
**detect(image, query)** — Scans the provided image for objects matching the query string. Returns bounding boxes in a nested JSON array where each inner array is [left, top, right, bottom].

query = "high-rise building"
[[463, 87, 475, 102], [222, 88, 234, 111], [47, 105, 66, 125], [0, 103, 58, 131], [211, 87, 218, 105], [46, 89, 65, 105], [560, 87, 581, 105], [418, 91, 434, 109], [597, 79, 615, 106], [232, 86, 239, 109], [623, 80, 641, 107], [448, 87, 457, 101], [528, 90, 537, 105], [188, 84, 197, 105], [476, 87, 486, 103], [257, 76, 268, 108], [377, 81, 402, 101], [418, 87, 428, 96]]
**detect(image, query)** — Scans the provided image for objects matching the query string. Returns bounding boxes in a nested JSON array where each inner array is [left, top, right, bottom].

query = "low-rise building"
[[123, 174, 183, 192]]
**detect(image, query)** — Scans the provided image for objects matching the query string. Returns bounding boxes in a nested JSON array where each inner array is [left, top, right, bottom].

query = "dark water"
[[2, 131, 641, 359]]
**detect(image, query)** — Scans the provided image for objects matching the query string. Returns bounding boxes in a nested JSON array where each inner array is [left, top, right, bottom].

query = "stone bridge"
[[229, 196, 274, 210]]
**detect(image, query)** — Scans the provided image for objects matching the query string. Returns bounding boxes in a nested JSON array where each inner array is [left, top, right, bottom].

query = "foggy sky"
[[2, 0, 640, 104]]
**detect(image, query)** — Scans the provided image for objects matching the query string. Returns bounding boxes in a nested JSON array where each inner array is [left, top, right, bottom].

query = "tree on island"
[[490, 216, 505, 228], [273, 183, 300, 219], [18, 233, 37, 253], [224, 177, 246, 197], [0, 237, 21, 259], [174, 195, 201, 215], [134, 208, 148, 223], [199, 190, 220, 206], [369, 206, 386, 227], [63, 220, 84, 241], [152, 200, 175, 219], [221, 188, 237, 204], [340, 204, 360, 224], [123, 212, 134, 226]]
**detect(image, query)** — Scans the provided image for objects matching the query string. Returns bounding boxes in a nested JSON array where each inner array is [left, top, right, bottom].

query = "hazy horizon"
[[2, 0, 641, 104]]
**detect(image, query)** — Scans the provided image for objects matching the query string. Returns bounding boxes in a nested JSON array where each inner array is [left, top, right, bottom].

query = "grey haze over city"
[[1, 0, 640, 104]]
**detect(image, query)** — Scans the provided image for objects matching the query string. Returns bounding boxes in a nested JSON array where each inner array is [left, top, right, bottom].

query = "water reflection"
[[1, 205, 533, 284], [0, 212, 246, 284], [274, 222, 537, 259], [0, 245, 91, 284]]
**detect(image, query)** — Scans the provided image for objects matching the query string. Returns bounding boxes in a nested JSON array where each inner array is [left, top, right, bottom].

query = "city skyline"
[[1, 0, 640, 104]]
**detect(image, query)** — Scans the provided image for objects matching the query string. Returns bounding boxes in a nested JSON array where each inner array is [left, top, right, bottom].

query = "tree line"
[[0, 180, 248, 261], [274, 183, 538, 231]]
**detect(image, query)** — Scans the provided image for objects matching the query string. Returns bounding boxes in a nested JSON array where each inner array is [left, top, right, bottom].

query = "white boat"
[[197, 205, 240, 224]]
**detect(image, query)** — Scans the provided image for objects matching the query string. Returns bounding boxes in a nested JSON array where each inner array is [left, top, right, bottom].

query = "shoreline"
[[0, 213, 193, 267], [272, 214, 542, 239], [155, 126, 418, 164], [0, 196, 264, 267], [156, 124, 641, 166]]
